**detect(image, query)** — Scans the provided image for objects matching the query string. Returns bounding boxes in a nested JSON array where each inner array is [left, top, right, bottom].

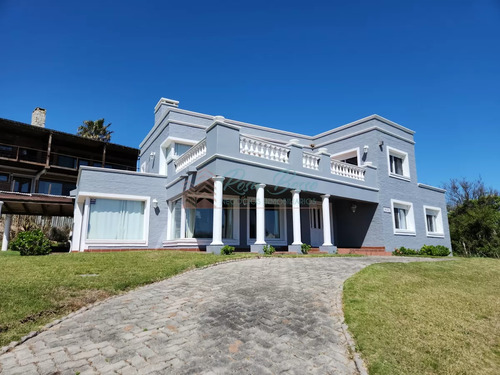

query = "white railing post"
[[330, 159, 366, 181], [239, 135, 290, 163]]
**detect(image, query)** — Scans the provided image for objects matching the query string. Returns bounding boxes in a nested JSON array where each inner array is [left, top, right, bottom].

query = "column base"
[[319, 245, 337, 254], [250, 244, 265, 254], [206, 245, 224, 255], [288, 244, 303, 254]]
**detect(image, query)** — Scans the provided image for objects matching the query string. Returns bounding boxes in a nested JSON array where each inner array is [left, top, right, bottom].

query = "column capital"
[[257, 183, 266, 189], [291, 189, 301, 194], [212, 176, 225, 182], [320, 194, 330, 199]]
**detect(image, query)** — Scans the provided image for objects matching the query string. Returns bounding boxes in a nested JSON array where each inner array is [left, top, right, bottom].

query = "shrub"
[[420, 245, 451, 257], [393, 246, 418, 256], [263, 244, 276, 255], [220, 245, 235, 255], [48, 226, 69, 242], [9, 229, 52, 256], [301, 243, 311, 254]]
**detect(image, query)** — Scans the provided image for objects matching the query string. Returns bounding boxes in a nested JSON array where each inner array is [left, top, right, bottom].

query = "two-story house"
[[70, 98, 451, 254]]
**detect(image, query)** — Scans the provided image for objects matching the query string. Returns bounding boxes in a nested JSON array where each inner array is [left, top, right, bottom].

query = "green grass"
[[343, 258, 500, 375], [0, 250, 256, 347]]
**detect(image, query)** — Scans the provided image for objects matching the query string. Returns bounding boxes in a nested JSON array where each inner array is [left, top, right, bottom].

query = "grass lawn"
[[0, 250, 257, 347], [344, 258, 500, 375]]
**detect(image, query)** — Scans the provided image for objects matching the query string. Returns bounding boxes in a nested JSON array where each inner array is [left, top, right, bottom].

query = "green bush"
[[393, 247, 418, 256], [48, 226, 69, 242], [421, 245, 451, 257], [9, 229, 52, 256], [220, 245, 235, 255], [394, 245, 450, 257], [301, 243, 311, 254], [263, 244, 276, 255]]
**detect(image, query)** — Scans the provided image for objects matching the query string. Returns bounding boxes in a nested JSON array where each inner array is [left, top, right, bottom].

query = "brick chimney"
[[31, 107, 46, 127]]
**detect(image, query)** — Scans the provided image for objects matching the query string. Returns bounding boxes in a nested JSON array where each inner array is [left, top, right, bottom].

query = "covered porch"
[[163, 177, 380, 254]]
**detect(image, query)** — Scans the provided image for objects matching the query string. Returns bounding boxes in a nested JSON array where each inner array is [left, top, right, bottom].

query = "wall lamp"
[[363, 145, 369, 154], [152, 199, 158, 209], [350, 202, 357, 213], [149, 152, 156, 160]]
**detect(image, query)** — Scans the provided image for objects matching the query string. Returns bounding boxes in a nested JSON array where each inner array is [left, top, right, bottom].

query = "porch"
[[163, 178, 381, 254]]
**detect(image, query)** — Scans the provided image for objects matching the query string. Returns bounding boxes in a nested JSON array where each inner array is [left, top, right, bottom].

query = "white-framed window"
[[331, 148, 360, 166], [159, 137, 197, 176], [247, 198, 287, 245], [423, 205, 444, 237], [84, 194, 150, 246], [167, 194, 240, 244], [391, 199, 415, 235], [387, 146, 410, 180]]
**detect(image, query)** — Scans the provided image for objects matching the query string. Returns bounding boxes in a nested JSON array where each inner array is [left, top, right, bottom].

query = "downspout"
[[33, 168, 47, 193]]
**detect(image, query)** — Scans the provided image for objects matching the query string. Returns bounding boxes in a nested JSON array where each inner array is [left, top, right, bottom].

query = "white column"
[[255, 183, 266, 245], [291, 189, 302, 245], [2, 214, 13, 251], [180, 196, 186, 239], [321, 194, 333, 246], [210, 176, 225, 245], [71, 200, 84, 252], [79, 197, 91, 252]]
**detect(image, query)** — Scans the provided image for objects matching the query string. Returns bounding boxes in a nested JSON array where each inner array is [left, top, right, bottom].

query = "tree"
[[444, 177, 498, 210], [77, 119, 113, 142], [445, 177, 500, 258]]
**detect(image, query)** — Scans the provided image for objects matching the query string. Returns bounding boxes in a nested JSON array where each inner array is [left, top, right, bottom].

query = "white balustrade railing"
[[331, 159, 365, 181], [240, 135, 290, 163], [175, 139, 207, 172], [302, 152, 320, 170]]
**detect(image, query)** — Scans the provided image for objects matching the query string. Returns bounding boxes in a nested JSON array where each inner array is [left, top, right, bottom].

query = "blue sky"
[[1, 0, 499, 190]]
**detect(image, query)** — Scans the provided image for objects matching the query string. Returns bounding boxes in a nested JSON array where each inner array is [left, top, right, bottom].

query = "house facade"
[[70, 98, 451, 254]]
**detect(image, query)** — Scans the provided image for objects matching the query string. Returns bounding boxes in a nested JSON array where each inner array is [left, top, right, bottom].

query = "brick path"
[[0, 257, 442, 374]]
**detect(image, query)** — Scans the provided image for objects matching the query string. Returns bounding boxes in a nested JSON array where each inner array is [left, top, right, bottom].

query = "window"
[[38, 180, 76, 196], [387, 146, 410, 179], [13, 176, 32, 193], [331, 148, 359, 166], [391, 199, 415, 235], [55, 155, 77, 169], [424, 206, 444, 237], [174, 143, 191, 157], [0, 173, 9, 182], [87, 198, 146, 241], [0, 145, 16, 159], [185, 198, 235, 239], [248, 198, 287, 244], [171, 198, 182, 239], [169, 195, 238, 242]]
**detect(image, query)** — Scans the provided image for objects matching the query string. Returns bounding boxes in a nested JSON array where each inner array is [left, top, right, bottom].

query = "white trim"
[[390, 199, 416, 236], [331, 147, 360, 166], [418, 183, 446, 193], [77, 192, 150, 249], [246, 197, 288, 246], [423, 205, 445, 238], [387, 146, 410, 180]]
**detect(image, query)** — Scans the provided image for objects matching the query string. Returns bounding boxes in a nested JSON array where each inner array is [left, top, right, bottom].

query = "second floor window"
[[174, 143, 191, 157], [390, 155, 403, 175], [387, 146, 410, 179]]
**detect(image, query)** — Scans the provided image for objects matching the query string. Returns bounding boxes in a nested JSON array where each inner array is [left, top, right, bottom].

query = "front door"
[[309, 203, 323, 247]]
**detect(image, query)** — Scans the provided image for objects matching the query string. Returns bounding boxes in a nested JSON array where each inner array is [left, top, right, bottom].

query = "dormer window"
[[387, 146, 410, 179]]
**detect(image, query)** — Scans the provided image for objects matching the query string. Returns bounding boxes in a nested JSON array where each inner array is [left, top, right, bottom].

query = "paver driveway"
[[0, 257, 443, 374]]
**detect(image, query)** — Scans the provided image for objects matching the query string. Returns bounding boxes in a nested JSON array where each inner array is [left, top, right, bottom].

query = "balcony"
[[0, 142, 136, 171]]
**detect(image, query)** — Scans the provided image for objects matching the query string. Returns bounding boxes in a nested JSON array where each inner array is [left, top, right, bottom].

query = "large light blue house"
[[71, 98, 451, 254]]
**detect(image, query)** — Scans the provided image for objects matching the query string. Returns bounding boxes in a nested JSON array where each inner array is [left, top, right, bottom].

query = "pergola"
[[0, 191, 74, 251]]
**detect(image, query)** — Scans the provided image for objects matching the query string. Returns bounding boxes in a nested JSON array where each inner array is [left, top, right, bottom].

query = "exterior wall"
[[73, 167, 168, 251]]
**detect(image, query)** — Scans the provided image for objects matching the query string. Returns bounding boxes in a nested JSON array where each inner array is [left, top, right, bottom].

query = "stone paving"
[[0, 257, 444, 374]]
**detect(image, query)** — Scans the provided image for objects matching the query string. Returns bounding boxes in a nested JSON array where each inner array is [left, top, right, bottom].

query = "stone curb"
[[0, 256, 259, 356]]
